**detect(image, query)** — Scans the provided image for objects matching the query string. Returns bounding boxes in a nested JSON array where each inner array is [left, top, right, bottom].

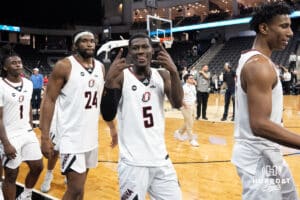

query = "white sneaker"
[[190, 139, 199, 147], [16, 192, 32, 200], [174, 130, 188, 141], [40, 173, 53, 193]]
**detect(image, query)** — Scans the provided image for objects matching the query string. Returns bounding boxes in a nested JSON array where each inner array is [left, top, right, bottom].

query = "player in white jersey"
[[231, 2, 300, 199], [0, 46, 43, 200], [101, 33, 183, 199], [40, 30, 105, 200], [40, 100, 61, 193]]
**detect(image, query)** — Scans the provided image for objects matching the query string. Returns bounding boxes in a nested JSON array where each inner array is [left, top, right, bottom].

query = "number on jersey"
[[85, 91, 98, 109], [143, 106, 154, 128]]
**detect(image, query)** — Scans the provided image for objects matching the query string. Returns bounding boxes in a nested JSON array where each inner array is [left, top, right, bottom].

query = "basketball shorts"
[[118, 159, 182, 200], [60, 147, 98, 175], [236, 149, 298, 200], [0, 130, 42, 169]]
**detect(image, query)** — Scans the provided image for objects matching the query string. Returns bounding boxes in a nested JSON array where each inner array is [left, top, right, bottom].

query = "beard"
[[77, 49, 95, 59]]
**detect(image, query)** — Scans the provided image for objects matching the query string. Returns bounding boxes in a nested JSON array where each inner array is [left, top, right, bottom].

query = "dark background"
[[0, 0, 104, 28]]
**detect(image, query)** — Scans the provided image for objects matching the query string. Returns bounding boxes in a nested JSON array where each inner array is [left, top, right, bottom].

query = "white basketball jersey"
[[0, 78, 33, 138], [56, 56, 104, 153], [118, 68, 168, 167], [234, 50, 282, 147]]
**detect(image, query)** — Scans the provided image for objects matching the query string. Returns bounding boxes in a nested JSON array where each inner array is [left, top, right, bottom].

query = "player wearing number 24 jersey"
[[40, 30, 105, 200]]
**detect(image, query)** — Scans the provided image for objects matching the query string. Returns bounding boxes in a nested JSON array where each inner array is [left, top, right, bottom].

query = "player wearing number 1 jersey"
[[40, 30, 104, 200], [101, 33, 183, 199], [0, 46, 43, 200]]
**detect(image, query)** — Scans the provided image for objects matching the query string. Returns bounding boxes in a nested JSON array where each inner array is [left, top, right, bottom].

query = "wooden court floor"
[[16, 94, 300, 200]]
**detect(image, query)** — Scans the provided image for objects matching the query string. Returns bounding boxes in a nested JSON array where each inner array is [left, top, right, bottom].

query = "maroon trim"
[[2, 77, 23, 91], [73, 55, 95, 73], [128, 67, 152, 86]]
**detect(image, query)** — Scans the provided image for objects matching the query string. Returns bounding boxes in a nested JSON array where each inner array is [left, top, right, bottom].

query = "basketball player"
[[231, 2, 300, 199], [40, 30, 105, 200], [101, 33, 183, 199], [40, 102, 61, 193], [0, 46, 43, 200]]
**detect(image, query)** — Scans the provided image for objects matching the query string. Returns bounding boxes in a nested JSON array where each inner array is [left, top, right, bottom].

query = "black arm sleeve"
[[100, 87, 122, 121]]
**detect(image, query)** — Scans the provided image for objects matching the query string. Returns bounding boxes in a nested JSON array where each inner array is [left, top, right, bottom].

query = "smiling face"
[[128, 37, 153, 68], [265, 14, 293, 51]]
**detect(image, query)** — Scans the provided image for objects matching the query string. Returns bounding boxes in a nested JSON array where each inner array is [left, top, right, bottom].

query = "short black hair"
[[128, 32, 152, 47], [183, 73, 193, 82], [0, 44, 20, 77], [250, 2, 292, 33]]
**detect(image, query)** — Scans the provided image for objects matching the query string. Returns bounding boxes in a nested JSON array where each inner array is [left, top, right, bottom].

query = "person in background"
[[221, 62, 235, 121], [30, 68, 43, 120], [43, 75, 49, 86], [281, 65, 291, 95], [195, 64, 210, 120], [174, 73, 199, 147]]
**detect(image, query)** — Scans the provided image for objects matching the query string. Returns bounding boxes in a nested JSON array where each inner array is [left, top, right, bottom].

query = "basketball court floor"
[[16, 94, 300, 199]]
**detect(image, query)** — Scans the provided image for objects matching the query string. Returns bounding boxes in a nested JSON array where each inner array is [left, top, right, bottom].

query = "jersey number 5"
[[85, 91, 98, 109], [143, 106, 154, 128]]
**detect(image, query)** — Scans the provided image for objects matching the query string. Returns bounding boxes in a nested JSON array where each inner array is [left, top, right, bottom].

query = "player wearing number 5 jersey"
[[0, 46, 43, 200], [101, 33, 183, 200], [40, 30, 105, 200]]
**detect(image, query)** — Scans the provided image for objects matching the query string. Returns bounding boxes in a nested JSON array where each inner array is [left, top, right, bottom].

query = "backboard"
[[146, 15, 173, 48]]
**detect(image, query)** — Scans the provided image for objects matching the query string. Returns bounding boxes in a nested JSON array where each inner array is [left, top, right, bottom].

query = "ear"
[[258, 23, 269, 35]]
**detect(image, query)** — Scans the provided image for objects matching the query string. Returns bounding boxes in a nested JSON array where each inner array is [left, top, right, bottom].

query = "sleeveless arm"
[[242, 56, 300, 148]]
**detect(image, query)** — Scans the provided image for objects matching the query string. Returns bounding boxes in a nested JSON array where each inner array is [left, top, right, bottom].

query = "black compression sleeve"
[[100, 87, 122, 121]]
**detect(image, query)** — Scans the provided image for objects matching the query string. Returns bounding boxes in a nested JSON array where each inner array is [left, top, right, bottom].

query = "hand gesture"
[[41, 138, 54, 159], [154, 44, 177, 73], [105, 48, 132, 87], [3, 142, 17, 160]]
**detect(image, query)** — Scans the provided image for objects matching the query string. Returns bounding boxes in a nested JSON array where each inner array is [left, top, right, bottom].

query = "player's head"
[[250, 2, 293, 50], [128, 32, 153, 68], [0, 45, 23, 78], [72, 30, 96, 59]]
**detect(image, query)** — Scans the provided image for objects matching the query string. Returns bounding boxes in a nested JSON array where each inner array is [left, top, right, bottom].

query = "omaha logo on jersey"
[[18, 95, 24, 102], [142, 91, 151, 102], [88, 79, 95, 87], [80, 72, 85, 76], [12, 93, 16, 97]]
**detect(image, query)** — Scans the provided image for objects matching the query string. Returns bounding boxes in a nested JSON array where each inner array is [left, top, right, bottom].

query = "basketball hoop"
[[147, 15, 173, 49]]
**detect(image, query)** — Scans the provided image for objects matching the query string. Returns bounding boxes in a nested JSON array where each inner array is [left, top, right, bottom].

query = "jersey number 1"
[[20, 105, 23, 119], [85, 91, 98, 109]]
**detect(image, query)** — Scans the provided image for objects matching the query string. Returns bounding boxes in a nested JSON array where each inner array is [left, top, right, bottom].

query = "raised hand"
[[105, 48, 132, 88], [154, 43, 177, 73]]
